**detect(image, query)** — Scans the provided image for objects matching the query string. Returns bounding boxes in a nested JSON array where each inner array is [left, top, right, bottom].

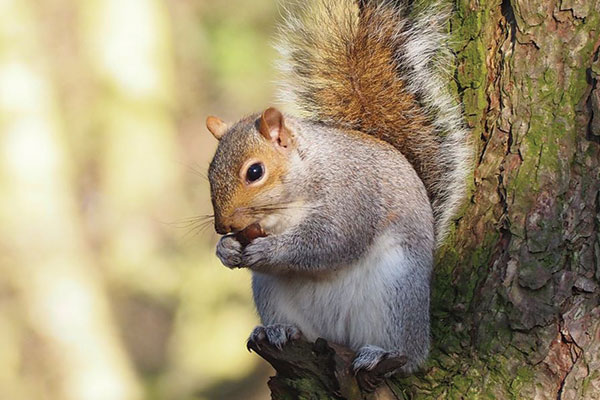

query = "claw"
[[246, 324, 302, 351], [353, 346, 407, 392], [353, 344, 407, 376]]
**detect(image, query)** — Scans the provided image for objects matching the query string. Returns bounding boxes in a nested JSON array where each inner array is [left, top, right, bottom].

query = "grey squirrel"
[[205, 0, 470, 374]]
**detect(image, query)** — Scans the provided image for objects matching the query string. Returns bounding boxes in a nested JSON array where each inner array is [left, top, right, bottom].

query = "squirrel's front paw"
[[247, 324, 302, 351], [216, 235, 242, 268], [242, 236, 275, 270]]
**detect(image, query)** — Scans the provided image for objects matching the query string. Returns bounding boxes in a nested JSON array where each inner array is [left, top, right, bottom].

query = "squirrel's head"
[[206, 107, 297, 235]]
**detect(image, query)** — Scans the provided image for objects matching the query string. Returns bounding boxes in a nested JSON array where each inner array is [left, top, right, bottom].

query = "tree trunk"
[[252, 0, 600, 398]]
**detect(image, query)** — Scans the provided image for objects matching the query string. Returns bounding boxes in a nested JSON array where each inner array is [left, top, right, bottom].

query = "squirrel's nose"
[[215, 210, 248, 235], [214, 219, 230, 235]]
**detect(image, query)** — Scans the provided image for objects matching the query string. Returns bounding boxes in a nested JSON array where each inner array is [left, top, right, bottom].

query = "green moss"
[[509, 366, 535, 397], [288, 378, 330, 400], [476, 318, 511, 354], [582, 369, 600, 396], [449, 374, 472, 397]]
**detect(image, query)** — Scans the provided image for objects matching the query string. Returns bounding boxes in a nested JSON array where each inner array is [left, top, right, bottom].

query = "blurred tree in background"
[[0, 0, 278, 399]]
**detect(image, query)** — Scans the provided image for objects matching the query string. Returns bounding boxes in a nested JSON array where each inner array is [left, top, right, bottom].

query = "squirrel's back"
[[276, 0, 470, 244]]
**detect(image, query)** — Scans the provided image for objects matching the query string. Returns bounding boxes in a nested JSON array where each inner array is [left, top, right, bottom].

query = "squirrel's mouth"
[[214, 210, 257, 235]]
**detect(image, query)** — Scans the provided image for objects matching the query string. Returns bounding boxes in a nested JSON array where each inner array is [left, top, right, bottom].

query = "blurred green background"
[[0, 0, 280, 399]]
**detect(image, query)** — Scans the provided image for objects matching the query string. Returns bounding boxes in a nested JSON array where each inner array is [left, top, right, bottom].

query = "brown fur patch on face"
[[208, 113, 290, 233]]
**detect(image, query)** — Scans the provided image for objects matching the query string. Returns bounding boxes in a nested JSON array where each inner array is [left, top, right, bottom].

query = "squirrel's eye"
[[246, 162, 264, 183]]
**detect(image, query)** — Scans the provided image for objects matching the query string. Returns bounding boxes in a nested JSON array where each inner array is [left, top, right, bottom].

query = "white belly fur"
[[255, 233, 411, 350]]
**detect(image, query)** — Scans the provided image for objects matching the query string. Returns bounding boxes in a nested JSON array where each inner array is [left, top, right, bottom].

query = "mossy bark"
[[254, 0, 600, 398]]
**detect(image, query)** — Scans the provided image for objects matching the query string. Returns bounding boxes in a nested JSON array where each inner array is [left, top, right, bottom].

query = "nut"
[[235, 223, 266, 246]]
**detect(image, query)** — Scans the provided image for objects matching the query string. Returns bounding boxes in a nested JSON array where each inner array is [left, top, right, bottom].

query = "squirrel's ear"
[[206, 116, 228, 140], [259, 107, 293, 148]]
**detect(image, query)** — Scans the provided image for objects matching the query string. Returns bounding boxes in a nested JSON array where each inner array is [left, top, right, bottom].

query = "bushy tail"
[[276, 0, 470, 245]]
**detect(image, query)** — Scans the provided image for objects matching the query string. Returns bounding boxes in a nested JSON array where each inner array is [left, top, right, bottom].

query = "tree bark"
[[252, 0, 600, 398]]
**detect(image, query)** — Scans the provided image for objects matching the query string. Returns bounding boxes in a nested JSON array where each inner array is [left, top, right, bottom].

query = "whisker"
[[168, 201, 321, 240], [180, 219, 215, 241], [178, 161, 209, 181], [169, 214, 215, 229], [188, 221, 214, 236]]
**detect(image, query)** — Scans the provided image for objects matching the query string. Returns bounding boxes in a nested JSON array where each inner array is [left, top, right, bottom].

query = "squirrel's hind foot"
[[352, 345, 407, 391], [247, 324, 302, 351]]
